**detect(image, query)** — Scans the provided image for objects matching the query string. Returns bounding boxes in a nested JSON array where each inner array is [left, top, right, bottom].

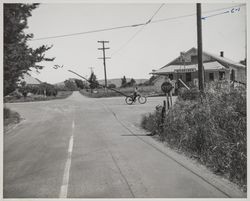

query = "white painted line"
[[59, 120, 75, 198], [60, 156, 72, 198], [68, 135, 74, 153]]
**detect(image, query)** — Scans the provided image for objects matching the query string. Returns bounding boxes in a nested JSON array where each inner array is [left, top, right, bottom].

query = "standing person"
[[165, 76, 174, 108]]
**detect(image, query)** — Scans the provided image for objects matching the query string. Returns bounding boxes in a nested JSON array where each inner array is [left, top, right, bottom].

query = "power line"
[[151, 3, 245, 23], [111, 26, 145, 56], [30, 4, 245, 41], [146, 3, 165, 24], [202, 10, 230, 20], [31, 23, 146, 41], [111, 3, 164, 56]]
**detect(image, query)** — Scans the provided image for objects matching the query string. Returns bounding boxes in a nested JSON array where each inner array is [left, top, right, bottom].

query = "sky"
[[25, 3, 246, 84]]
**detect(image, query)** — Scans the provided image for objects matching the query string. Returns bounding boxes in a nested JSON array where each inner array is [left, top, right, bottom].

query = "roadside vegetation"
[[79, 85, 160, 98], [141, 81, 246, 191], [4, 82, 73, 103], [4, 91, 73, 103], [79, 74, 162, 98], [4, 107, 21, 131]]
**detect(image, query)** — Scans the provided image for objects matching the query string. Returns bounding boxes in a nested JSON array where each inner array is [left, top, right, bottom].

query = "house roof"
[[203, 50, 245, 68], [19, 73, 42, 85], [152, 61, 228, 75], [158, 47, 245, 70]]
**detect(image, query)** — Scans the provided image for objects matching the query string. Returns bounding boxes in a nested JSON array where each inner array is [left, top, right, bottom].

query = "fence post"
[[161, 101, 166, 124], [166, 94, 170, 109], [159, 100, 166, 139]]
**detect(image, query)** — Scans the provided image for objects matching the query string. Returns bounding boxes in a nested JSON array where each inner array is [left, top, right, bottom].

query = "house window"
[[209, 73, 214, 81], [168, 74, 173, 80], [191, 55, 198, 63], [219, 71, 225, 80], [186, 72, 192, 82]]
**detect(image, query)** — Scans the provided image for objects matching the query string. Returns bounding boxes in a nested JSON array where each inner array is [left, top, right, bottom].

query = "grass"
[[4, 91, 73, 103], [80, 86, 163, 98], [4, 107, 21, 130], [141, 81, 247, 191]]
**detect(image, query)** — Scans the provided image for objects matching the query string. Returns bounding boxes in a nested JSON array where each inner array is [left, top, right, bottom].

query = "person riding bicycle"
[[133, 86, 139, 101], [125, 86, 147, 105]]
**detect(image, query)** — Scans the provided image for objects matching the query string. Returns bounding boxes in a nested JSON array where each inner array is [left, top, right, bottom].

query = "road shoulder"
[[123, 121, 246, 198]]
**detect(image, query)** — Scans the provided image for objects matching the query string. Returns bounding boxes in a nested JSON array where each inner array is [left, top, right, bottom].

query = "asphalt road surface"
[[4, 92, 243, 198]]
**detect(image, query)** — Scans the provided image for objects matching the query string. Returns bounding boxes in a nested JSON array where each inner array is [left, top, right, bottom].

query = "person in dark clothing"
[[133, 86, 138, 101]]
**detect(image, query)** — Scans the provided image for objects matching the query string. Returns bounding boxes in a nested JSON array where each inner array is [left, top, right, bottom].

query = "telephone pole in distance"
[[89, 67, 94, 74], [98, 41, 111, 91]]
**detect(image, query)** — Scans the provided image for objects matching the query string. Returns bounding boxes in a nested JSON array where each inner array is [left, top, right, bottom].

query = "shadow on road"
[[121, 134, 152, 136]]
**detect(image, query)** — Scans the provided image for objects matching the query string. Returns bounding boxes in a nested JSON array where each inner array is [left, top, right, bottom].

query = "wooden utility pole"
[[196, 3, 205, 92], [89, 67, 94, 73], [98, 41, 110, 91]]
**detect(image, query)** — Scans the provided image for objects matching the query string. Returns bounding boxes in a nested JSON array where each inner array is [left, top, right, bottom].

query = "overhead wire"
[[111, 26, 145, 57], [146, 3, 165, 24], [30, 23, 146, 41], [151, 3, 245, 23], [111, 3, 164, 57], [30, 4, 245, 42]]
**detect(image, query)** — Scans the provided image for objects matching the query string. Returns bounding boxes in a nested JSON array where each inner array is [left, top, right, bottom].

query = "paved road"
[[3, 92, 241, 198]]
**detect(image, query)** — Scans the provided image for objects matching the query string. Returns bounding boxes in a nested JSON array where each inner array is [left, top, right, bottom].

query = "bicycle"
[[125, 94, 147, 105]]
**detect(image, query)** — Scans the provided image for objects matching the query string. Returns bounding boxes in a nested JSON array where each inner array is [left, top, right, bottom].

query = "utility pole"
[[98, 41, 111, 91], [89, 67, 94, 74], [196, 3, 205, 92]]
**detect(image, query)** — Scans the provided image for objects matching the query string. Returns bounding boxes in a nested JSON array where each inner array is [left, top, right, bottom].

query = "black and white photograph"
[[2, 1, 247, 199]]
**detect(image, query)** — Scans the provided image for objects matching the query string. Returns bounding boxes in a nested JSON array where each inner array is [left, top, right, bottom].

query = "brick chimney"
[[220, 51, 224, 57]]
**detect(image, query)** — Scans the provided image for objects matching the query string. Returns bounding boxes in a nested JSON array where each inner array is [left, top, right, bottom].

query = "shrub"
[[178, 87, 200, 100], [108, 83, 116, 88], [141, 106, 163, 136], [4, 107, 11, 119], [141, 82, 246, 190], [4, 107, 21, 127]]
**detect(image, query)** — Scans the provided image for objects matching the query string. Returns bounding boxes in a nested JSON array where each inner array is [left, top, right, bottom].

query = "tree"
[[64, 79, 78, 91], [148, 75, 157, 85], [74, 79, 85, 89], [240, 58, 246, 66], [88, 72, 99, 92], [130, 78, 136, 86], [4, 4, 54, 96], [121, 76, 127, 88], [18, 82, 58, 97], [108, 83, 116, 88], [42, 83, 57, 96]]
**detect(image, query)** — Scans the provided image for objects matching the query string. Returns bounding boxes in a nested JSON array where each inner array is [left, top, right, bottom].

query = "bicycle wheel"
[[125, 96, 134, 105], [138, 96, 147, 104]]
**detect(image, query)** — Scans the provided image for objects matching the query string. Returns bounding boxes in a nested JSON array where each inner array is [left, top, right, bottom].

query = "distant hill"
[[54, 78, 148, 88], [54, 81, 65, 86]]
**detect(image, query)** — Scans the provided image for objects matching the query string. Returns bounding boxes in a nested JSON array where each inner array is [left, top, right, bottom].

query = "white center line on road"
[[59, 120, 75, 198]]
